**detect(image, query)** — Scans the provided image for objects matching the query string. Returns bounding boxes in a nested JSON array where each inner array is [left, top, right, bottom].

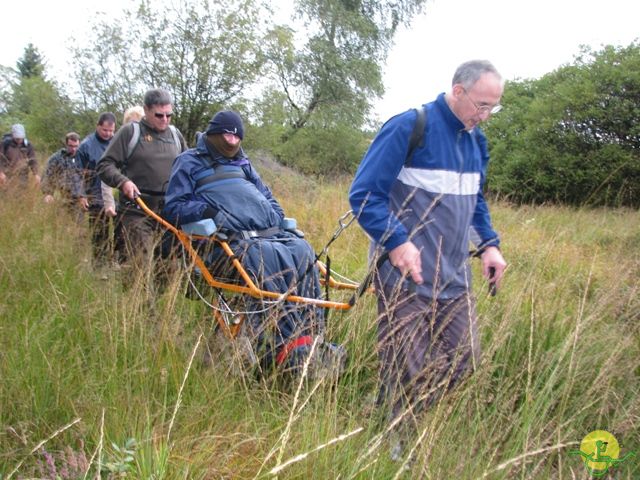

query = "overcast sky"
[[1, 0, 638, 122], [376, 0, 639, 119]]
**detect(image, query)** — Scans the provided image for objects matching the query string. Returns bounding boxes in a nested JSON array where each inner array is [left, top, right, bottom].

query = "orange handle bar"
[[135, 197, 363, 310]]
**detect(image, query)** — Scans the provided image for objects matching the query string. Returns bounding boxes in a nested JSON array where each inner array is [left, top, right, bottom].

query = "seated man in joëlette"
[[162, 111, 325, 374]]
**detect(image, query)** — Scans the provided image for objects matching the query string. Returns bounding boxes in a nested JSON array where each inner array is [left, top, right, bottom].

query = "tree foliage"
[[265, 0, 426, 131], [259, 0, 426, 172], [69, 0, 428, 168], [1, 1, 429, 172], [0, 45, 83, 153], [9, 77, 82, 152], [72, 0, 267, 142], [485, 42, 640, 207], [16, 43, 46, 79]]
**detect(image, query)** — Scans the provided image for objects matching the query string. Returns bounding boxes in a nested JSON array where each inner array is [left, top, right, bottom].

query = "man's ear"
[[452, 83, 465, 99]]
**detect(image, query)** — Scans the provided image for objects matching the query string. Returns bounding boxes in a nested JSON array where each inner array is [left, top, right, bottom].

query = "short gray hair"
[[452, 60, 502, 89], [144, 88, 173, 108]]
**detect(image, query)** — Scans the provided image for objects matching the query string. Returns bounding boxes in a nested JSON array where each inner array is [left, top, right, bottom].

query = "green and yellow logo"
[[569, 430, 636, 477]]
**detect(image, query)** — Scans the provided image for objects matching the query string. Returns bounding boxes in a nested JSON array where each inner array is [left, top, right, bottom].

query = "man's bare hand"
[[388, 241, 423, 284], [481, 246, 507, 291], [78, 197, 89, 211], [121, 180, 140, 200]]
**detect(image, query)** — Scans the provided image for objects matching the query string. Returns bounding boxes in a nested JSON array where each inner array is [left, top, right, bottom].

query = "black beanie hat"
[[206, 110, 244, 140]]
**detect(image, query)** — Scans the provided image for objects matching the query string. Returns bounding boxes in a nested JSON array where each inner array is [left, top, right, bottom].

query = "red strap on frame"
[[276, 335, 313, 365]]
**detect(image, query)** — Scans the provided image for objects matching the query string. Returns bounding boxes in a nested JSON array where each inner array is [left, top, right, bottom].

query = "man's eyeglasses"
[[463, 89, 502, 115], [154, 112, 173, 119]]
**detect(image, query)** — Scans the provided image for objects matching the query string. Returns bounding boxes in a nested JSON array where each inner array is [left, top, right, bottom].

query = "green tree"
[[72, 0, 267, 142], [16, 77, 83, 151], [259, 0, 427, 172], [16, 43, 46, 79], [485, 42, 640, 207], [0, 45, 82, 153], [265, 0, 426, 132]]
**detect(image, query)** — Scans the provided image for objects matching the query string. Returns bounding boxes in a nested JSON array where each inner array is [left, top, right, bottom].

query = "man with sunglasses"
[[98, 88, 186, 280], [349, 60, 507, 460]]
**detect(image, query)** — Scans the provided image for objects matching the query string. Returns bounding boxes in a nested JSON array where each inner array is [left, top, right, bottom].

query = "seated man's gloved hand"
[[202, 206, 219, 219], [200, 206, 227, 240]]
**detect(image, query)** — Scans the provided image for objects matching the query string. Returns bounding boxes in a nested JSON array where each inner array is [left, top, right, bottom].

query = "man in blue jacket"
[[77, 112, 116, 266], [163, 111, 324, 374], [349, 60, 507, 444]]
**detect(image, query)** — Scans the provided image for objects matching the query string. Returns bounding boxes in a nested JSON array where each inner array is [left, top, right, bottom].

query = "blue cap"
[[206, 110, 244, 140]]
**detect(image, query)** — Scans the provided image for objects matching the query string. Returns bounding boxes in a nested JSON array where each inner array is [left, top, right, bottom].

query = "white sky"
[[377, 0, 639, 119], [1, 0, 638, 122]]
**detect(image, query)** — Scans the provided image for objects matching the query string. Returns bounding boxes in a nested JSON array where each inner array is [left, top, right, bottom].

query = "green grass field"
[[0, 166, 638, 479]]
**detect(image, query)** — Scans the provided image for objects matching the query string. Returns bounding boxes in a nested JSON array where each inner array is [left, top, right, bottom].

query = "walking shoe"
[[277, 336, 348, 380], [314, 341, 347, 378], [285, 344, 311, 376], [390, 440, 405, 463], [388, 431, 416, 472]]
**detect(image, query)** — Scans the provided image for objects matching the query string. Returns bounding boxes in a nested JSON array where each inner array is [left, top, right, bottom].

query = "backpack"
[[2, 133, 29, 156], [405, 106, 427, 167], [125, 122, 181, 160]]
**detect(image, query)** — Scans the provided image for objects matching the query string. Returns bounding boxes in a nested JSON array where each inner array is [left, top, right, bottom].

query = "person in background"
[[102, 105, 146, 263], [77, 112, 117, 266], [41, 132, 83, 218], [0, 123, 40, 187], [101, 105, 146, 215], [98, 90, 185, 282], [348, 59, 508, 460], [123, 105, 144, 124]]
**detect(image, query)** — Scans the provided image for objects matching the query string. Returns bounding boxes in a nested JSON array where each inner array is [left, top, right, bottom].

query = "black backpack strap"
[[168, 125, 181, 151], [125, 123, 181, 163], [405, 106, 427, 167], [126, 122, 141, 161], [2, 137, 11, 157]]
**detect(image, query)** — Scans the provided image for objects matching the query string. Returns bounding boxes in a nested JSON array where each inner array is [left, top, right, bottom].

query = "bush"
[[274, 124, 369, 176], [485, 42, 640, 207]]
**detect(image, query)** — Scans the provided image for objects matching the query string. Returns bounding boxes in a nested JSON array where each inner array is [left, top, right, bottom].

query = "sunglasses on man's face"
[[154, 112, 173, 119]]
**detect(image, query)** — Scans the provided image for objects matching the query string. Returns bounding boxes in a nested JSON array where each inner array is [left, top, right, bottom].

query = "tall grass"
[[0, 167, 638, 479]]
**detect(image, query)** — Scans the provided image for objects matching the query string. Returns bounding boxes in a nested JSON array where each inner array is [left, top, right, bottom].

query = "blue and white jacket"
[[349, 93, 500, 299]]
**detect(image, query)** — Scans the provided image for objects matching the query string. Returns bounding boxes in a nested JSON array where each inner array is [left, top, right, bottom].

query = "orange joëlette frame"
[[135, 197, 365, 334]]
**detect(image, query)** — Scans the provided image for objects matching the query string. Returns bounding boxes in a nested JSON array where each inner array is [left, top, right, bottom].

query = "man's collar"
[[436, 92, 466, 132]]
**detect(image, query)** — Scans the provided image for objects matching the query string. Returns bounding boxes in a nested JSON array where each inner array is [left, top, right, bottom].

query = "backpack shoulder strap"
[[126, 123, 180, 161], [169, 125, 181, 151], [126, 122, 141, 160], [2, 135, 12, 156], [405, 106, 427, 167]]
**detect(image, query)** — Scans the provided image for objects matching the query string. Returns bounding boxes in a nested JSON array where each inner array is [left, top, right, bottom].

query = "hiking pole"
[[488, 266, 497, 296], [348, 252, 388, 306]]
